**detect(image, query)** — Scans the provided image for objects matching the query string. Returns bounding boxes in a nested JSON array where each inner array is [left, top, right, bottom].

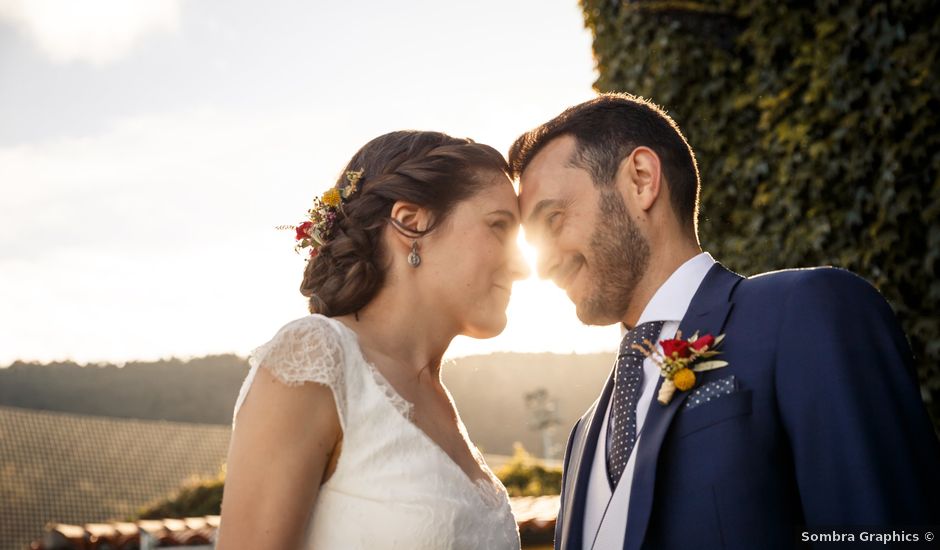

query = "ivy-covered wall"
[[579, 0, 939, 429]]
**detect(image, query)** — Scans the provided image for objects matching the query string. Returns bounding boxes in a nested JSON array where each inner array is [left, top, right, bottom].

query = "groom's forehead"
[[524, 135, 579, 176], [519, 138, 585, 215]]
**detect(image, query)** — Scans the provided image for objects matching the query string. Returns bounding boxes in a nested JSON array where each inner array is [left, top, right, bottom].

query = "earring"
[[408, 240, 421, 268]]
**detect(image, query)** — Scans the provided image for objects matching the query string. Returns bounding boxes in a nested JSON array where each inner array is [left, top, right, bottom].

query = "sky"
[[0, 0, 623, 366]]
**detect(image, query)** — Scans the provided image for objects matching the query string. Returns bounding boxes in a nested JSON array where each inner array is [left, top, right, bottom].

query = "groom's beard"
[[578, 189, 650, 325]]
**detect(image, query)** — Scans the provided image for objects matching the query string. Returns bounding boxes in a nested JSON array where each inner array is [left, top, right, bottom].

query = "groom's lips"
[[564, 271, 581, 301], [554, 260, 582, 292]]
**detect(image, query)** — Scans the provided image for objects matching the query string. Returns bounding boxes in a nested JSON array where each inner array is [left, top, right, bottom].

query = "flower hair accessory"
[[632, 330, 728, 405], [278, 169, 364, 258]]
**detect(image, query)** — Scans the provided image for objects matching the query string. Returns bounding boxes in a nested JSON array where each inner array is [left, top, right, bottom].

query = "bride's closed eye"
[[490, 220, 513, 242]]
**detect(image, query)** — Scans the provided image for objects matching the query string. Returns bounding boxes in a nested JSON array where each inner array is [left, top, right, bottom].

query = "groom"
[[510, 94, 940, 550]]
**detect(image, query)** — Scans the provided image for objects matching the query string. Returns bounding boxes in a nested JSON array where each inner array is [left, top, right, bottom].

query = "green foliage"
[[136, 469, 225, 519], [581, 0, 940, 429], [496, 443, 563, 497]]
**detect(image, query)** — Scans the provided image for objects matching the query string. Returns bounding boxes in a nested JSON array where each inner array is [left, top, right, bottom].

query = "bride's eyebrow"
[[487, 209, 519, 224]]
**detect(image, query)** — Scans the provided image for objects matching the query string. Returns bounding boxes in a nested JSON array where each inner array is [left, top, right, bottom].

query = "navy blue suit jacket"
[[554, 263, 940, 550]]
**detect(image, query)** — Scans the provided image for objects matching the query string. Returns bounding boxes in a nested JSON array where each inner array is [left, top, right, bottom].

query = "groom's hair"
[[509, 93, 700, 237]]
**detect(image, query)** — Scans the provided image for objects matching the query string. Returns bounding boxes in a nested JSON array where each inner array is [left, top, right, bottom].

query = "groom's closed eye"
[[546, 212, 563, 235], [525, 199, 566, 243]]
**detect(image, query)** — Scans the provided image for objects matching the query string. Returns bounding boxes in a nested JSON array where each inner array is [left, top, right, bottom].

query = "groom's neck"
[[619, 238, 702, 329]]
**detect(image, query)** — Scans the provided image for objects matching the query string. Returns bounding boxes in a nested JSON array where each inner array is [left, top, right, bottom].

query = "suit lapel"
[[559, 365, 616, 550], [622, 263, 742, 550]]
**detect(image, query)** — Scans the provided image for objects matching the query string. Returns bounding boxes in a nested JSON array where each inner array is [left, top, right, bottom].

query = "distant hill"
[[0, 352, 615, 457], [0, 355, 249, 425]]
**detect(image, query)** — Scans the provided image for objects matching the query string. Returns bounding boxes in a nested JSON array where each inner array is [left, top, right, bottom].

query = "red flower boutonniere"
[[633, 331, 728, 405]]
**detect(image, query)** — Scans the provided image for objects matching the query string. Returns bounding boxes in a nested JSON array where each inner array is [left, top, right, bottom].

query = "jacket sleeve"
[[774, 268, 940, 526]]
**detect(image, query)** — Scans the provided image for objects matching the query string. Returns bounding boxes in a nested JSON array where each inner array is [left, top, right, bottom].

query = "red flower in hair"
[[295, 221, 313, 241]]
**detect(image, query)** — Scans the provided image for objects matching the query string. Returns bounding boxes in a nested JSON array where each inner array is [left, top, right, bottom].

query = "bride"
[[218, 130, 529, 549]]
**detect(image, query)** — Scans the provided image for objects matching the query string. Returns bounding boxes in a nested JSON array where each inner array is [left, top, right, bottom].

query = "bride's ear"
[[388, 201, 431, 245]]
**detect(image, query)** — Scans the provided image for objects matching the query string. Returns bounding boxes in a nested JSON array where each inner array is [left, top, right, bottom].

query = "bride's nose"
[[508, 242, 531, 281]]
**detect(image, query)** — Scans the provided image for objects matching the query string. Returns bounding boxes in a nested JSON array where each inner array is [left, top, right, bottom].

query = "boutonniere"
[[632, 331, 728, 405]]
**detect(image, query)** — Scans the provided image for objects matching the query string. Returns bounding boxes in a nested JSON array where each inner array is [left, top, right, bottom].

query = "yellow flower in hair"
[[673, 368, 696, 391], [321, 188, 342, 207]]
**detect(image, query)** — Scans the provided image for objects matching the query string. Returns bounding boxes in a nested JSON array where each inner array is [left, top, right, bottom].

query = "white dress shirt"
[[582, 252, 715, 550]]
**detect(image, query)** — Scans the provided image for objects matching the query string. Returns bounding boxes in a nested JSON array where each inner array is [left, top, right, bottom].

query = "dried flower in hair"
[[279, 169, 364, 259]]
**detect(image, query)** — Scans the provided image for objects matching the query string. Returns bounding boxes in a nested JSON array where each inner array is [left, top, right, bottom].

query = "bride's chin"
[[462, 314, 508, 340]]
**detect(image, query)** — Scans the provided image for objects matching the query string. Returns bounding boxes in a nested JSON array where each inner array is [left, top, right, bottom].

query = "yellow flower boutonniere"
[[633, 331, 729, 405]]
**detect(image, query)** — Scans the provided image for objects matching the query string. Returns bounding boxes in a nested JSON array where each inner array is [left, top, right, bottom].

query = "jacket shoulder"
[[738, 266, 882, 301]]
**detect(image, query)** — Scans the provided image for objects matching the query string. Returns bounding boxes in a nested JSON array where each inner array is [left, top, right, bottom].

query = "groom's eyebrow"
[[525, 199, 562, 226]]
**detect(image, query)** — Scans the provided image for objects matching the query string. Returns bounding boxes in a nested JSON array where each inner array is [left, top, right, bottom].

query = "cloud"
[[0, 0, 181, 64], [0, 107, 344, 259], [0, 107, 336, 364]]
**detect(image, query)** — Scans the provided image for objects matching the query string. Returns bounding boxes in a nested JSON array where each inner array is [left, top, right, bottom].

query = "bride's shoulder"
[[233, 314, 353, 431], [270, 313, 344, 339], [250, 314, 348, 388]]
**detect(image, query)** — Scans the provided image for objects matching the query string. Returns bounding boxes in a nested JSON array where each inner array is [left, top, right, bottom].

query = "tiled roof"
[[32, 516, 220, 549], [29, 497, 560, 549], [511, 495, 560, 545], [0, 406, 230, 550]]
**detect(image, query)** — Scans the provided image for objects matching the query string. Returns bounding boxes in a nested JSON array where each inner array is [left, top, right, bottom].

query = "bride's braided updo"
[[300, 130, 510, 317]]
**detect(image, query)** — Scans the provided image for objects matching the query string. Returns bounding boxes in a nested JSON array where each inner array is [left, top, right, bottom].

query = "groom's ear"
[[618, 146, 662, 213]]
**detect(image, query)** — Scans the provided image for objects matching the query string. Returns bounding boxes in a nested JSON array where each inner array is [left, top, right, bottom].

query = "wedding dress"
[[232, 314, 521, 549]]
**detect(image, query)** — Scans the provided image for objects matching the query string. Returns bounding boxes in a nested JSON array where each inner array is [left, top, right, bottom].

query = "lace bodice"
[[232, 315, 520, 550]]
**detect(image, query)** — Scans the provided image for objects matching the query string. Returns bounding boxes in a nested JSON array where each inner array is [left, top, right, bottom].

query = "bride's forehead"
[[468, 182, 521, 211]]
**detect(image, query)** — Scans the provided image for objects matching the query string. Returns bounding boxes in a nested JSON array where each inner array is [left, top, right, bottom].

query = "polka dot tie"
[[606, 320, 665, 490]]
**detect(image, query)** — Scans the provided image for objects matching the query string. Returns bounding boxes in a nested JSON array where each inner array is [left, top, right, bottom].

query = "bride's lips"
[[492, 284, 512, 308]]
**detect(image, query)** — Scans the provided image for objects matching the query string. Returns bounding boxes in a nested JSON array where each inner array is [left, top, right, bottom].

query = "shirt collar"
[[635, 252, 716, 326]]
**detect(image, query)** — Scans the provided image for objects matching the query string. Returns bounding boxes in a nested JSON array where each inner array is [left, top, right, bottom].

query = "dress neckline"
[[327, 315, 508, 508]]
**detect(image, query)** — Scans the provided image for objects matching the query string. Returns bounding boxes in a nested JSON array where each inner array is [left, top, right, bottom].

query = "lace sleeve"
[[234, 315, 347, 430]]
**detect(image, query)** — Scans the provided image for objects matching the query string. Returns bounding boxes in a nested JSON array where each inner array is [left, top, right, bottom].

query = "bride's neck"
[[336, 282, 454, 382]]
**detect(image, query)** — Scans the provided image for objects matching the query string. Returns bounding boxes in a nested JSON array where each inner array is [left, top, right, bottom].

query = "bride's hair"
[[300, 130, 509, 317]]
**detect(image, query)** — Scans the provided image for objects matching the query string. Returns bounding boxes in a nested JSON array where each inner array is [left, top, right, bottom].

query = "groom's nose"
[[535, 247, 559, 281]]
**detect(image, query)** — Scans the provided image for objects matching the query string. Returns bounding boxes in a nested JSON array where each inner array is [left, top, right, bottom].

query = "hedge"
[[580, 0, 940, 431]]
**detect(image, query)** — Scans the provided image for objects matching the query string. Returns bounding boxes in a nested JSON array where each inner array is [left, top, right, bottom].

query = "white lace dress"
[[232, 314, 521, 550]]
